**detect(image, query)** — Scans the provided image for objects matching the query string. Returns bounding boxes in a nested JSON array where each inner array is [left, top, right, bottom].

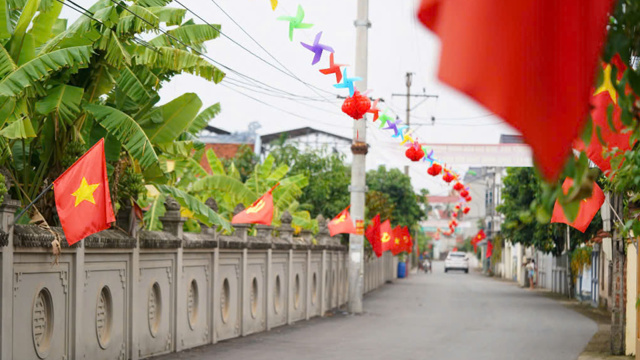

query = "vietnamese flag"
[[391, 226, 404, 256], [54, 139, 115, 245], [486, 241, 494, 258], [365, 214, 383, 257], [472, 230, 486, 253], [551, 178, 605, 232], [232, 185, 277, 225], [418, 0, 615, 181], [328, 206, 357, 237], [401, 226, 413, 253], [574, 58, 635, 175], [380, 220, 393, 253]]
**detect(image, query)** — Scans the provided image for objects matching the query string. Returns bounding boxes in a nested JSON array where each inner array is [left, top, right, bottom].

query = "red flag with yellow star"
[[231, 185, 277, 225], [380, 220, 393, 253], [365, 214, 382, 257], [54, 139, 115, 245], [391, 226, 405, 256], [551, 178, 605, 233], [328, 206, 357, 237]]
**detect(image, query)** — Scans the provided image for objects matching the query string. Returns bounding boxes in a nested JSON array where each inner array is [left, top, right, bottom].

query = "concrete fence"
[[0, 197, 396, 360]]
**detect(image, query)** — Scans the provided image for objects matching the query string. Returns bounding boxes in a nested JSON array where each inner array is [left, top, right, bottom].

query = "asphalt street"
[[153, 261, 597, 360]]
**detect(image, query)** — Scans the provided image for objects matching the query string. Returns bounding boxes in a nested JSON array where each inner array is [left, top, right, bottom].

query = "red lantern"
[[465, 196, 472, 202], [452, 212, 458, 218], [341, 90, 371, 120], [453, 182, 464, 191], [427, 163, 442, 176], [405, 143, 425, 162], [460, 190, 469, 198], [442, 172, 454, 183], [463, 207, 470, 214]]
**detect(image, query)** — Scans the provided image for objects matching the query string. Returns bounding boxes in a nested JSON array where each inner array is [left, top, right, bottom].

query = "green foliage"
[[366, 165, 427, 227], [571, 246, 593, 284]]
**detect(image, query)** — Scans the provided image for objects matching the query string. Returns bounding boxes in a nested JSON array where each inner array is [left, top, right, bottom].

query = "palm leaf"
[[94, 29, 132, 68], [192, 174, 256, 205], [259, 154, 275, 179], [142, 92, 202, 144], [28, 0, 62, 46], [135, 0, 172, 7], [0, 45, 92, 98], [0, 116, 36, 138], [188, 102, 220, 134], [227, 162, 241, 181], [146, 6, 185, 26], [205, 148, 225, 175], [7, 0, 39, 62], [0, 0, 11, 40], [35, 84, 83, 126], [267, 164, 289, 183], [116, 65, 159, 104], [157, 184, 231, 231], [143, 193, 166, 231], [116, 4, 159, 36], [135, 46, 225, 83], [148, 24, 220, 52], [84, 104, 160, 169], [0, 44, 17, 78]]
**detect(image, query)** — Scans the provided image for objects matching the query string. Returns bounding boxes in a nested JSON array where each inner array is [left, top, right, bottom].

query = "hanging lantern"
[[341, 90, 371, 120], [442, 171, 455, 183], [405, 143, 426, 162], [465, 195, 472, 202], [427, 163, 442, 176], [460, 190, 469, 198], [463, 207, 470, 214], [453, 182, 464, 191]]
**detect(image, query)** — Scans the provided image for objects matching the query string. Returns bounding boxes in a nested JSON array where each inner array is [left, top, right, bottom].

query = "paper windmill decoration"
[[367, 99, 381, 121], [405, 142, 425, 162], [319, 53, 346, 83], [442, 171, 455, 183], [301, 32, 334, 65], [277, 5, 313, 41], [334, 68, 362, 96], [427, 163, 442, 176], [270, 0, 277, 10], [341, 90, 371, 120]]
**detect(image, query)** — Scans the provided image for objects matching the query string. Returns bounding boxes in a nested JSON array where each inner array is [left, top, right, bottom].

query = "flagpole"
[[12, 183, 54, 225]]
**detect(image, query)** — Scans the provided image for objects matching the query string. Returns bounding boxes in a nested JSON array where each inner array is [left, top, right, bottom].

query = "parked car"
[[444, 252, 469, 273]]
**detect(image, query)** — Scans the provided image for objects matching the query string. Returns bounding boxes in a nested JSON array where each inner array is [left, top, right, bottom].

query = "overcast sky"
[[61, 0, 519, 195]]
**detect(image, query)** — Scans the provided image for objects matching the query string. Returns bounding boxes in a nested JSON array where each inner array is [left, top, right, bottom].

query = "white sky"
[[61, 0, 520, 195]]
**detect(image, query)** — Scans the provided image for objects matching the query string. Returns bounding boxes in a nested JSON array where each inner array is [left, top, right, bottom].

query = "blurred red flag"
[[391, 226, 404, 256], [472, 230, 486, 253], [486, 241, 494, 258], [380, 220, 393, 253], [418, 0, 614, 181], [574, 57, 635, 175], [365, 214, 383, 257], [551, 178, 605, 232], [401, 226, 413, 253], [54, 139, 115, 245], [232, 186, 277, 225], [328, 206, 357, 237]]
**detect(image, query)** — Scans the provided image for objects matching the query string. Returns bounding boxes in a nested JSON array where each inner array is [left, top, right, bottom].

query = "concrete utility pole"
[[347, 0, 370, 314], [392, 73, 438, 268]]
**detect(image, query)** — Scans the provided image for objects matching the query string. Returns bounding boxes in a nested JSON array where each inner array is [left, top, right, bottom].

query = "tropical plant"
[[1, 0, 228, 229], [145, 149, 314, 232]]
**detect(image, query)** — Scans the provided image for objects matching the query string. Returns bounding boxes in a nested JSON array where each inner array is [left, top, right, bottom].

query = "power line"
[[176, 0, 337, 100]]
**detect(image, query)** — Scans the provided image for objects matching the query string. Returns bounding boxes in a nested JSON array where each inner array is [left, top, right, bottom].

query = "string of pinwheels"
[[265, 3, 472, 237]]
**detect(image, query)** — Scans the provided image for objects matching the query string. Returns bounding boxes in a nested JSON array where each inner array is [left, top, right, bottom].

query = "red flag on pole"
[[380, 220, 393, 253], [391, 226, 404, 256], [328, 206, 357, 237], [365, 214, 382, 257], [54, 139, 115, 245], [574, 57, 635, 175], [232, 185, 278, 225], [418, 0, 614, 181], [486, 241, 494, 258], [551, 178, 605, 232]]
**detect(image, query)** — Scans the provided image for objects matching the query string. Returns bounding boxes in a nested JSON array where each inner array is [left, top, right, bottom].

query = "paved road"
[[154, 262, 597, 360]]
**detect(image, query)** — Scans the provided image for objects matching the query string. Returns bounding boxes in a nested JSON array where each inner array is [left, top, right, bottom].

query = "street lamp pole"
[[347, 0, 370, 314]]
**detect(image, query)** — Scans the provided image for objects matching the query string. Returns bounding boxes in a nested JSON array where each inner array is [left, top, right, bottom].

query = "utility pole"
[[347, 0, 370, 314], [392, 72, 438, 270]]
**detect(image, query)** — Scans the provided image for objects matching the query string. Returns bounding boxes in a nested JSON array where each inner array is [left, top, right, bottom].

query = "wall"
[[626, 244, 637, 356], [0, 198, 396, 360]]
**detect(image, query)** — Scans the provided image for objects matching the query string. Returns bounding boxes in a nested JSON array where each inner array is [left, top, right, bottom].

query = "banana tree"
[[1, 0, 228, 229], [144, 149, 315, 232]]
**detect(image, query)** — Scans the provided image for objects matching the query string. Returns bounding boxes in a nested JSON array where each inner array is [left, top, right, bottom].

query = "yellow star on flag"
[[594, 64, 617, 103], [72, 177, 100, 207]]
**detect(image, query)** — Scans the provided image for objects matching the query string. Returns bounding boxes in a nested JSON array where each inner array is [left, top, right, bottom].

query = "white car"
[[444, 252, 469, 273]]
